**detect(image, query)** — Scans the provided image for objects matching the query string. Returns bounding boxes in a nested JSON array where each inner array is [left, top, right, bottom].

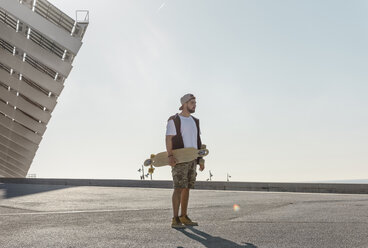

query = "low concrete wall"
[[0, 178, 367, 194]]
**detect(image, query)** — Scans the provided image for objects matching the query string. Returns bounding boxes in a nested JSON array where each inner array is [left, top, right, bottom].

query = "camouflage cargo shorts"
[[171, 160, 197, 189]]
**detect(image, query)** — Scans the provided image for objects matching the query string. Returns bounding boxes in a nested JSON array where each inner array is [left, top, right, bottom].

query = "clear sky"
[[29, 0, 368, 182]]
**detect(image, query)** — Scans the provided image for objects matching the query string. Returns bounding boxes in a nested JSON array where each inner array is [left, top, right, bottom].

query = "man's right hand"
[[169, 156, 177, 167]]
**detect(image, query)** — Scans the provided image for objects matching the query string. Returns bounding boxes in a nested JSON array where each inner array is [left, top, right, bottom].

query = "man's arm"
[[166, 135, 177, 166]]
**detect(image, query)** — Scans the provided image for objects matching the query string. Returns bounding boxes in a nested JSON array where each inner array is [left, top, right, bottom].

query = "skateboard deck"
[[144, 145, 209, 167]]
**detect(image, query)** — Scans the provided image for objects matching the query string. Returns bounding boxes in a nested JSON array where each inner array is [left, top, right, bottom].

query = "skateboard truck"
[[198, 150, 209, 156], [148, 154, 155, 174], [199, 145, 209, 156]]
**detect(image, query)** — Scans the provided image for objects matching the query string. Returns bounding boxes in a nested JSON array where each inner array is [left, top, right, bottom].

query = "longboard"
[[144, 145, 209, 168]]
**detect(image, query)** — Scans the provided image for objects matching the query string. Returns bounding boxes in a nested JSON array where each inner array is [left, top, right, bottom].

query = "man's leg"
[[180, 188, 190, 217], [172, 188, 182, 217], [171, 163, 188, 228], [172, 163, 188, 217], [178, 161, 198, 226], [181, 160, 197, 217]]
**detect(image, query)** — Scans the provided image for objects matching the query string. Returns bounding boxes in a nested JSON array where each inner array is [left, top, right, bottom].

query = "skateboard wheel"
[[144, 159, 152, 166]]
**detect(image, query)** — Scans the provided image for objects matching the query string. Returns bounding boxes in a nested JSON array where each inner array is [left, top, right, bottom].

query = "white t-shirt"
[[166, 115, 199, 149]]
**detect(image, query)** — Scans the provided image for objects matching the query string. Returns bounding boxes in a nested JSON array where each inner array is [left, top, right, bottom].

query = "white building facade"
[[0, 0, 88, 177]]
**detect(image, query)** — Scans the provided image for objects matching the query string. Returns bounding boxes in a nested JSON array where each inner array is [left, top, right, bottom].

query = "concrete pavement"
[[1, 183, 368, 247]]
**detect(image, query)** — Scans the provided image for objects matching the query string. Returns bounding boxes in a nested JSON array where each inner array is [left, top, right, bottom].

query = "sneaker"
[[179, 215, 198, 226], [171, 217, 186, 229]]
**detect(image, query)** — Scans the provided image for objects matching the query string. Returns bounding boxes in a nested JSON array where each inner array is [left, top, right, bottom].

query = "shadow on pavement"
[[177, 226, 257, 248], [0, 183, 74, 199]]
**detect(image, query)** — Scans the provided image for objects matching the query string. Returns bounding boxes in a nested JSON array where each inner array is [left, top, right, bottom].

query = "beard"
[[187, 106, 195, 113]]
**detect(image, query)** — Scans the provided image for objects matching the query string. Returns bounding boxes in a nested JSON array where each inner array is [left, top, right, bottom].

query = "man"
[[166, 93, 205, 229]]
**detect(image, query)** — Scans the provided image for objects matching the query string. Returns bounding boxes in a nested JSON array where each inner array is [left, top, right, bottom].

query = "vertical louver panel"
[[0, 0, 88, 177]]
